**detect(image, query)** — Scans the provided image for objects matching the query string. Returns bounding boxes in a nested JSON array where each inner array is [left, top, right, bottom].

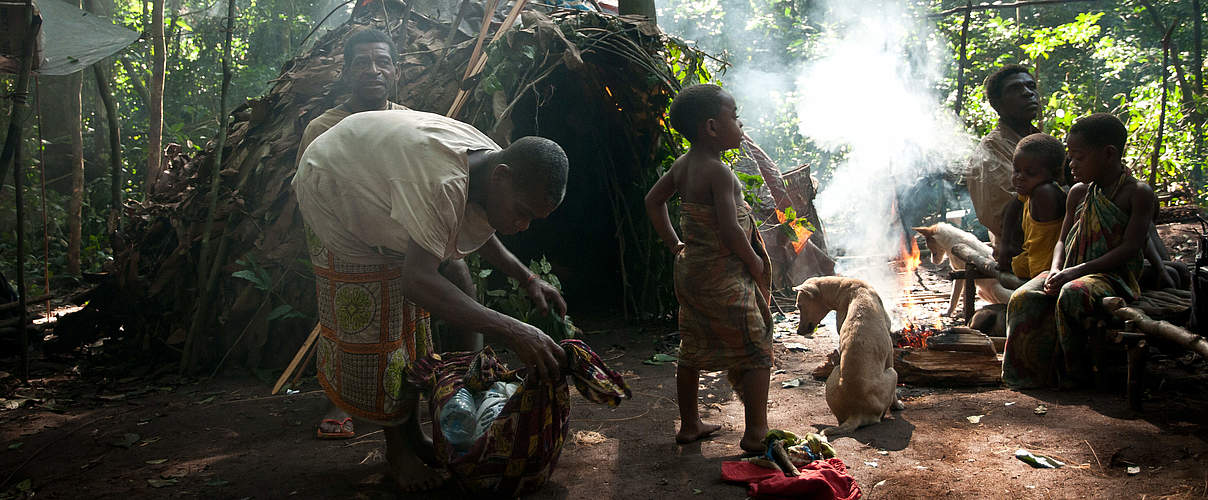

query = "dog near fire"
[[794, 276, 903, 436], [912, 223, 1012, 316]]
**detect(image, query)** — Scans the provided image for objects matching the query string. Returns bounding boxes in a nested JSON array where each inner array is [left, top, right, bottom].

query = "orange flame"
[[899, 234, 921, 273], [776, 210, 813, 254]]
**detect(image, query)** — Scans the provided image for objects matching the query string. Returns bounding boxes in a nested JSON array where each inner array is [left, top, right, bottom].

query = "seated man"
[[1003, 113, 1154, 389], [967, 64, 1041, 247], [293, 109, 569, 492]]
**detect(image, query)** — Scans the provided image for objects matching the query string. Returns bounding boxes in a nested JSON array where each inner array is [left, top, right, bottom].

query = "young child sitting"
[[995, 133, 1067, 280], [644, 84, 773, 453], [1003, 113, 1155, 389]]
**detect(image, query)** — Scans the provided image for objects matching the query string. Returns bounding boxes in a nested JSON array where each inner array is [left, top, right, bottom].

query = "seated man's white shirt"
[[293, 109, 500, 264]]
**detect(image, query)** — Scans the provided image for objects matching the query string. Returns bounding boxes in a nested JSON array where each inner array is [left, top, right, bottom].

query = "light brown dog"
[[794, 276, 902, 436], [912, 223, 1012, 316]]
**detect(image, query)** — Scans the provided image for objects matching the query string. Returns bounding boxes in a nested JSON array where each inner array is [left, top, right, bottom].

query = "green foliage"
[[231, 255, 305, 322], [468, 255, 576, 340]]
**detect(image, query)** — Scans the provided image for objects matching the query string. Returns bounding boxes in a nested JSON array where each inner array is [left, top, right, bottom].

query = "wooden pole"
[[0, 2, 40, 384], [1150, 23, 1174, 188], [182, 0, 236, 373], [954, 0, 971, 117], [1102, 296, 1208, 360], [1194, 0, 1204, 191], [93, 62, 124, 245], [929, 0, 1096, 17], [948, 243, 1025, 289]]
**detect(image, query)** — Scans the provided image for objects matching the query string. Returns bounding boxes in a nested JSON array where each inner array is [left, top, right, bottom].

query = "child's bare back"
[[669, 150, 745, 208]]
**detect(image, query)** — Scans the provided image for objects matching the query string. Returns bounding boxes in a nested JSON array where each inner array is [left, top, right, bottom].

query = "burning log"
[[891, 325, 1002, 386], [924, 327, 997, 356], [947, 243, 1024, 290], [1102, 296, 1208, 360], [894, 348, 1002, 386]]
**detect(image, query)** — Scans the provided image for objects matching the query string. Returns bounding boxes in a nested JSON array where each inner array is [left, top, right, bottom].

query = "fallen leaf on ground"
[[874, 480, 887, 488], [8, 441, 23, 450], [197, 396, 217, 405], [643, 353, 678, 366], [783, 342, 810, 351], [145, 459, 167, 465], [111, 433, 140, 449], [966, 415, 984, 424], [864, 461, 878, 468], [205, 478, 231, 487], [1034, 404, 1048, 415], [781, 378, 803, 388], [573, 430, 608, 445], [692, 488, 702, 495], [146, 478, 179, 488], [1126, 466, 1140, 475], [139, 437, 161, 446]]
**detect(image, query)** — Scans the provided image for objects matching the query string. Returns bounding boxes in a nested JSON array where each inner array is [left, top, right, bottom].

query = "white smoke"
[[796, 1, 975, 320]]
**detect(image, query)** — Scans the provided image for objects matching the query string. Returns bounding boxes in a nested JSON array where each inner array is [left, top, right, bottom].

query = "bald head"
[[499, 136, 569, 205]]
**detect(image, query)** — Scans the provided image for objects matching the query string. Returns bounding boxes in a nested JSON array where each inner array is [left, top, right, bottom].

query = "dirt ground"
[[3, 224, 1208, 499]]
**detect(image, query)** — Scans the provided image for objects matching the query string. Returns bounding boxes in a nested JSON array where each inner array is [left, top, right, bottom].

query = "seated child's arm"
[[1043, 183, 1087, 294], [995, 198, 1024, 271], [1045, 181, 1156, 294], [644, 169, 683, 254], [708, 163, 764, 280], [1143, 229, 1177, 289]]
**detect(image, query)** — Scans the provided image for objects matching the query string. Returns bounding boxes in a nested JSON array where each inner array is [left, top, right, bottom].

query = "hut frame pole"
[[1, 0, 40, 384]]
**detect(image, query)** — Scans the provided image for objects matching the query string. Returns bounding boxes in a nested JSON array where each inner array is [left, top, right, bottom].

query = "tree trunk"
[[37, 0, 86, 274], [1194, 0, 1204, 190], [954, 0, 971, 117], [618, 0, 655, 23], [146, 0, 166, 190]]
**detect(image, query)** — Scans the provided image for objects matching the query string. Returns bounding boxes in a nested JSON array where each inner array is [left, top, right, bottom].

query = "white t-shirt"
[[293, 110, 500, 264]]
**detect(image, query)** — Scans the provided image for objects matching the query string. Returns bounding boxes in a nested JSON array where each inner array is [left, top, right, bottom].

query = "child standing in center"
[[645, 84, 774, 453]]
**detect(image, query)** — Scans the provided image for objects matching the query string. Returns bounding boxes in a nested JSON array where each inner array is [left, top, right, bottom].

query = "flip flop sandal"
[[315, 417, 354, 439]]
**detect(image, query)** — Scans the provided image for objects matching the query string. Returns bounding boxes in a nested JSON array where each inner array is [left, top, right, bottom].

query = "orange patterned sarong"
[[674, 202, 774, 375], [307, 229, 433, 425]]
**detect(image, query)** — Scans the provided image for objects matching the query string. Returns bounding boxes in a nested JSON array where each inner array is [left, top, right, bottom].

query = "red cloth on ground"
[[721, 458, 862, 500]]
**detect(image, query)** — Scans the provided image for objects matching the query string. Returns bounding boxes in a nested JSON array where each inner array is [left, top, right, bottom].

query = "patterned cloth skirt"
[[308, 236, 433, 426]]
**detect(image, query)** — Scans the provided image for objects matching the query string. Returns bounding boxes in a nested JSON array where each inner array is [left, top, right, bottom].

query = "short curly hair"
[[343, 28, 397, 73], [669, 84, 727, 143], [501, 136, 569, 205], [983, 64, 1033, 106], [1015, 133, 1065, 181], [1070, 112, 1127, 152]]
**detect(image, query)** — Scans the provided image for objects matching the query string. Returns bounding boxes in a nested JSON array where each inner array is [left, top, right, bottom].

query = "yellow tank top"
[[1011, 193, 1064, 279]]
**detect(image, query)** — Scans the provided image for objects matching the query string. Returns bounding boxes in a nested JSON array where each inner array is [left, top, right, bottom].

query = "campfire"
[[892, 233, 944, 348], [886, 233, 1002, 386]]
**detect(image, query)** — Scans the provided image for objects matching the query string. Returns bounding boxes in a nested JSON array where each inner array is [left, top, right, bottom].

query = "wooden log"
[[925, 327, 996, 356], [1102, 296, 1208, 360], [989, 336, 1006, 353], [894, 348, 1002, 386], [948, 243, 1024, 289], [0, 293, 52, 313]]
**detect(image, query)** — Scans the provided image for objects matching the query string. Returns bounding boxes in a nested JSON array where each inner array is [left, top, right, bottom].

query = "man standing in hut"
[[299, 28, 485, 441], [966, 64, 1040, 246], [294, 108, 570, 491]]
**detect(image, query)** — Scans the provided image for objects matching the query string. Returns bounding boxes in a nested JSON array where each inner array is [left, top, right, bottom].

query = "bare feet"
[[316, 405, 354, 439], [739, 427, 768, 455], [675, 420, 722, 444], [386, 446, 446, 492]]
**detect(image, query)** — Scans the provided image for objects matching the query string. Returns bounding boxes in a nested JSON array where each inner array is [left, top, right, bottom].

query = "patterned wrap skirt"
[[308, 229, 433, 426]]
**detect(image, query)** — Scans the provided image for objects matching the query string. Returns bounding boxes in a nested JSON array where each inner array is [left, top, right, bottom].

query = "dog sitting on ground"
[[794, 276, 903, 436], [912, 223, 1012, 316]]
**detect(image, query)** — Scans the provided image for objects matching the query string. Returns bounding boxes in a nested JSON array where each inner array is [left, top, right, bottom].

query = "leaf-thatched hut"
[[60, 0, 827, 371]]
